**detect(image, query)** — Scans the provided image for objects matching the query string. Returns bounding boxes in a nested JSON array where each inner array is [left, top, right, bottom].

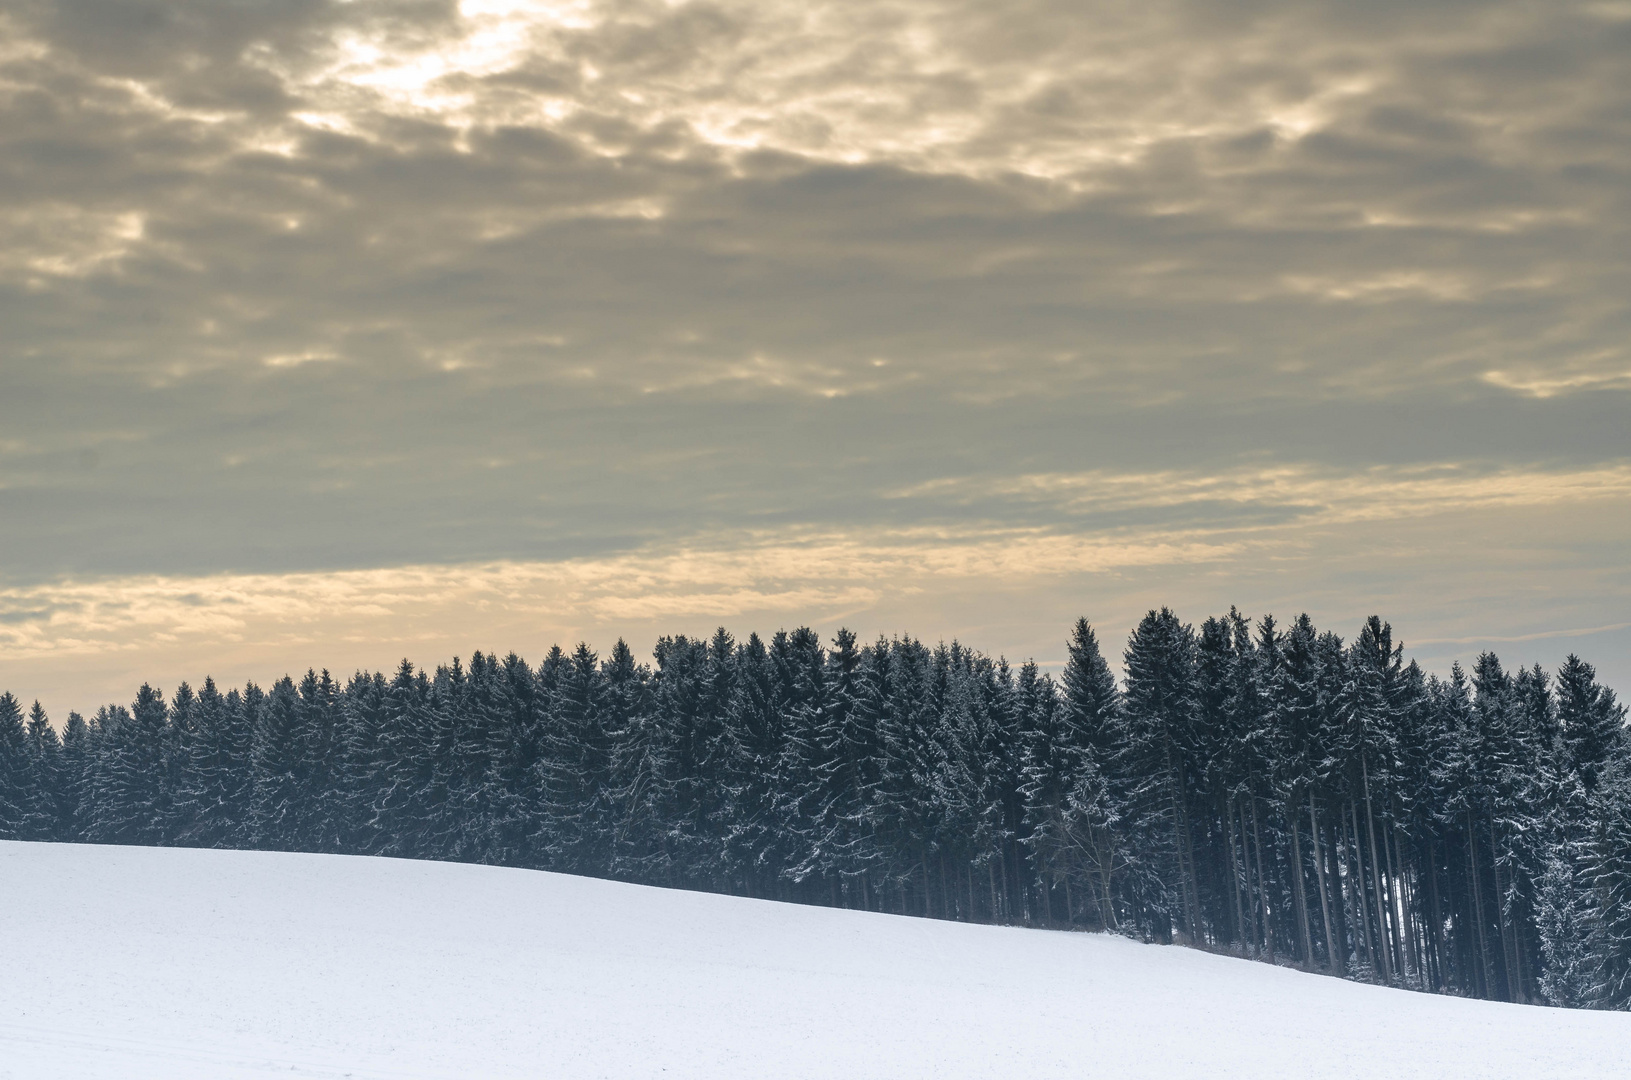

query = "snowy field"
[[2, 842, 1627, 1079]]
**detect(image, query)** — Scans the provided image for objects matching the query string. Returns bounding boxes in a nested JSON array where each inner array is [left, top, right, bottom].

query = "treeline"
[[1, 611, 1628, 1009]]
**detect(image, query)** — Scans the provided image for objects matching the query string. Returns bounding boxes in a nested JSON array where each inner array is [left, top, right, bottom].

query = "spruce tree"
[[249, 676, 305, 849], [446, 650, 513, 864], [1536, 769, 1594, 1006], [540, 642, 616, 874], [722, 632, 785, 897], [493, 651, 545, 866], [337, 670, 388, 854], [1270, 614, 1329, 970], [174, 677, 253, 848], [1120, 608, 1201, 942], [1582, 758, 1631, 1009], [871, 636, 939, 913], [164, 681, 198, 842], [768, 628, 829, 898], [370, 661, 440, 858], [85, 686, 170, 845], [787, 628, 875, 895], [1025, 619, 1121, 929], [0, 692, 27, 839], [662, 631, 739, 889], [22, 700, 61, 840], [607, 640, 673, 884], [398, 660, 460, 859], [1558, 655, 1627, 793], [56, 711, 92, 841]]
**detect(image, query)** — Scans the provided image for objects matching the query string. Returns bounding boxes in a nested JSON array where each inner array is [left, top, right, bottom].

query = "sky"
[[1, 0, 1628, 717]]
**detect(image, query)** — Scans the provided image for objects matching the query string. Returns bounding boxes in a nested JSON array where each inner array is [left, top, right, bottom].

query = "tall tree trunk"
[[1169, 771, 1197, 943], [1487, 820, 1517, 1002], [1080, 853, 1102, 928], [1372, 799, 1406, 982], [1347, 801, 1375, 976], [1227, 795, 1247, 952], [1290, 808, 1315, 967], [1181, 799, 1202, 944], [1361, 760, 1395, 985], [1391, 822, 1422, 981], [1309, 793, 1338, 974], [1328, 818, 1350, 974], [1240, 800, 1259, 956], [1466, 812, 1494, 998], [1427, 838, 1447, 991], [1096, 831, 1118, 931], [1251, 798, 1274, 964]]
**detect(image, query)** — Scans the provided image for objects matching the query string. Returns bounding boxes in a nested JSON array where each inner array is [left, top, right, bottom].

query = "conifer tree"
[[401, 661, 461, 858], [56, 711, 92, 841], [1339, 621, 1406, 985], [372, 660, 442, 858], [165, 682, 198, 842], [1120, 608, 1201, 942], [337, 671, 389, 854], [22, 700, 61, 840], [174, 677, 253, 847], [871, 636, 940, 913], [0, 692, 27, 839], [540, 643, 616, 874], [721, 632, 785, 896], [1582, 758, 1631, 1009], [786, 628, 875, 895], [85, 686, 170, 845], [769, 628, 829, 898], [492, 651, 545, 865], [1558, 656, 1627, 793], [250, 676, 305, 849], [607, 641, 673, 884], [928, 647, 1004, 920], [1025, 619, 1121, 928], [663, 631, 741, 889], [1536, 769, 1594, 1006], [446, 650, 513, 864], [1270, 615, 1328, 970]]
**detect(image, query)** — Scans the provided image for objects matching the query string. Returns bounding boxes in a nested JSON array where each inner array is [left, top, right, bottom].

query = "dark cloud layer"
[[1, 0, 1628, 704]]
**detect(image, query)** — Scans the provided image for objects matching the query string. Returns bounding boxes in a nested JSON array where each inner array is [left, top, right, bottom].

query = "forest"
[[1, 609, 1627, 1010]]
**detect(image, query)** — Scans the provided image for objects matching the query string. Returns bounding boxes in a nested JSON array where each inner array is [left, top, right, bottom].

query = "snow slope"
[[1, 842, 1625, 1079]]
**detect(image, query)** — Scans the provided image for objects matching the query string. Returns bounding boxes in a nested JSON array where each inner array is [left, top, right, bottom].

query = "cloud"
[[0, 0, 1628, 705], [5, 456, 1629, 713], [1481, 364, 1631, 398], [1412, 621, 1631, 647], [888, 461, 1631, 527], [0, 523, 1239, 662]]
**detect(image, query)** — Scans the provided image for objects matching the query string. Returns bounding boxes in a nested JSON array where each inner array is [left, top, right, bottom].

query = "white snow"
[[1, 841, 1626, 1079]]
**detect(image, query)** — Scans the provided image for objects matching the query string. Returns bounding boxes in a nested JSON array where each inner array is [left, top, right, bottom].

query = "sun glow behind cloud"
[[204, 0, 1528, 188]]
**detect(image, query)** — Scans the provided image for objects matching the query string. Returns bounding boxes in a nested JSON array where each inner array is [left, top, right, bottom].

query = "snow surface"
[[2, 842, 1626, 1079]]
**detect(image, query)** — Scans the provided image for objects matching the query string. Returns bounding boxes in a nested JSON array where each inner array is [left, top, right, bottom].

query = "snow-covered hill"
[[1, 842, 1625, 1079]]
